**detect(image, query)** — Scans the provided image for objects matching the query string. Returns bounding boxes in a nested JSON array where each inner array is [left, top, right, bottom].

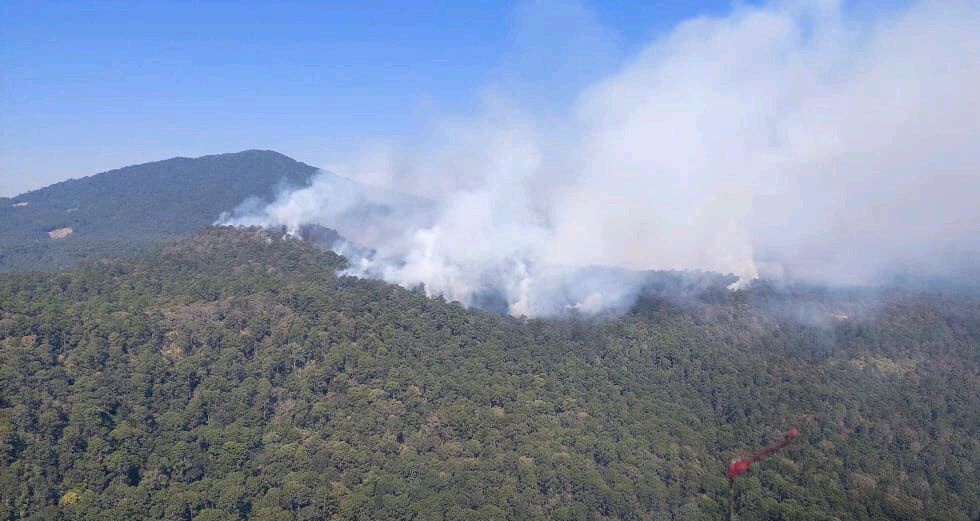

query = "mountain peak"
[[0, 151, 322, 272]]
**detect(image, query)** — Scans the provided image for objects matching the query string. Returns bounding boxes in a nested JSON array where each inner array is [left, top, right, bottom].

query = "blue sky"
[[0, 0, 756, 195], [2, 0, 910, 197]]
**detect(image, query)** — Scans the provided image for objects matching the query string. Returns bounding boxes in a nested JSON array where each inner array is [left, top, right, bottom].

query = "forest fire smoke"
[[222, 0, 980, 316]]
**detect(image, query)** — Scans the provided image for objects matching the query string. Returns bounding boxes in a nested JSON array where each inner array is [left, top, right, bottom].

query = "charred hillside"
[[1, 227, 978, 520]]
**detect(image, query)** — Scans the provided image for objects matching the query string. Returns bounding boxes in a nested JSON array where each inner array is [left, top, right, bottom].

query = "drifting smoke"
[[222, 0, 980, 316]]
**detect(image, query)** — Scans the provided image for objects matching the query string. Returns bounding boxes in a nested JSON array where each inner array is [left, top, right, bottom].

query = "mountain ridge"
[[7, 150, 307, 201], [0, 150, 324, 272]]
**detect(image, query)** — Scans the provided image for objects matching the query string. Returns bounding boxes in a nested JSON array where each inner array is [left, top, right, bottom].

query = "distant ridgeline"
[[0, 150, 318, 272], [0, 226, 977, 520]]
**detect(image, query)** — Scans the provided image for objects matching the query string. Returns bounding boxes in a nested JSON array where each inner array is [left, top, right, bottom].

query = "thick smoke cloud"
[[222, 0, 980, 316]]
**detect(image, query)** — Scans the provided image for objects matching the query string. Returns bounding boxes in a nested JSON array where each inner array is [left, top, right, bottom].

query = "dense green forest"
[[1, 227, 978, 520], [0, 151, 318, 272]]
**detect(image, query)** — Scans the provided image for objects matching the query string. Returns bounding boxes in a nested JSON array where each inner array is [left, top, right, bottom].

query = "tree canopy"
[[1, 227, 978, 520]]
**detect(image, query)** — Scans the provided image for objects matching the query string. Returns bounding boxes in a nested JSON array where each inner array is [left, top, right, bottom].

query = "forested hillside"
[[1, 227, 978, 520], [0, 151, 318, 272]]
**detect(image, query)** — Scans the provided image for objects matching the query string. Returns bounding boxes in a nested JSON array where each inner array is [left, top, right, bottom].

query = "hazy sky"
[[0, 0, 772, 197]]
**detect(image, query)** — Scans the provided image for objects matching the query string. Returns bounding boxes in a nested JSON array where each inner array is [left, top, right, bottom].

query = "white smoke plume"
[[222, 0, 980, 316]]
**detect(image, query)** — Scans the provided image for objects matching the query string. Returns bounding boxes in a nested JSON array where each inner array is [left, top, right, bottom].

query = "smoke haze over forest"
[[5, 3, 980, 519], [224, 0, 980, 316]]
